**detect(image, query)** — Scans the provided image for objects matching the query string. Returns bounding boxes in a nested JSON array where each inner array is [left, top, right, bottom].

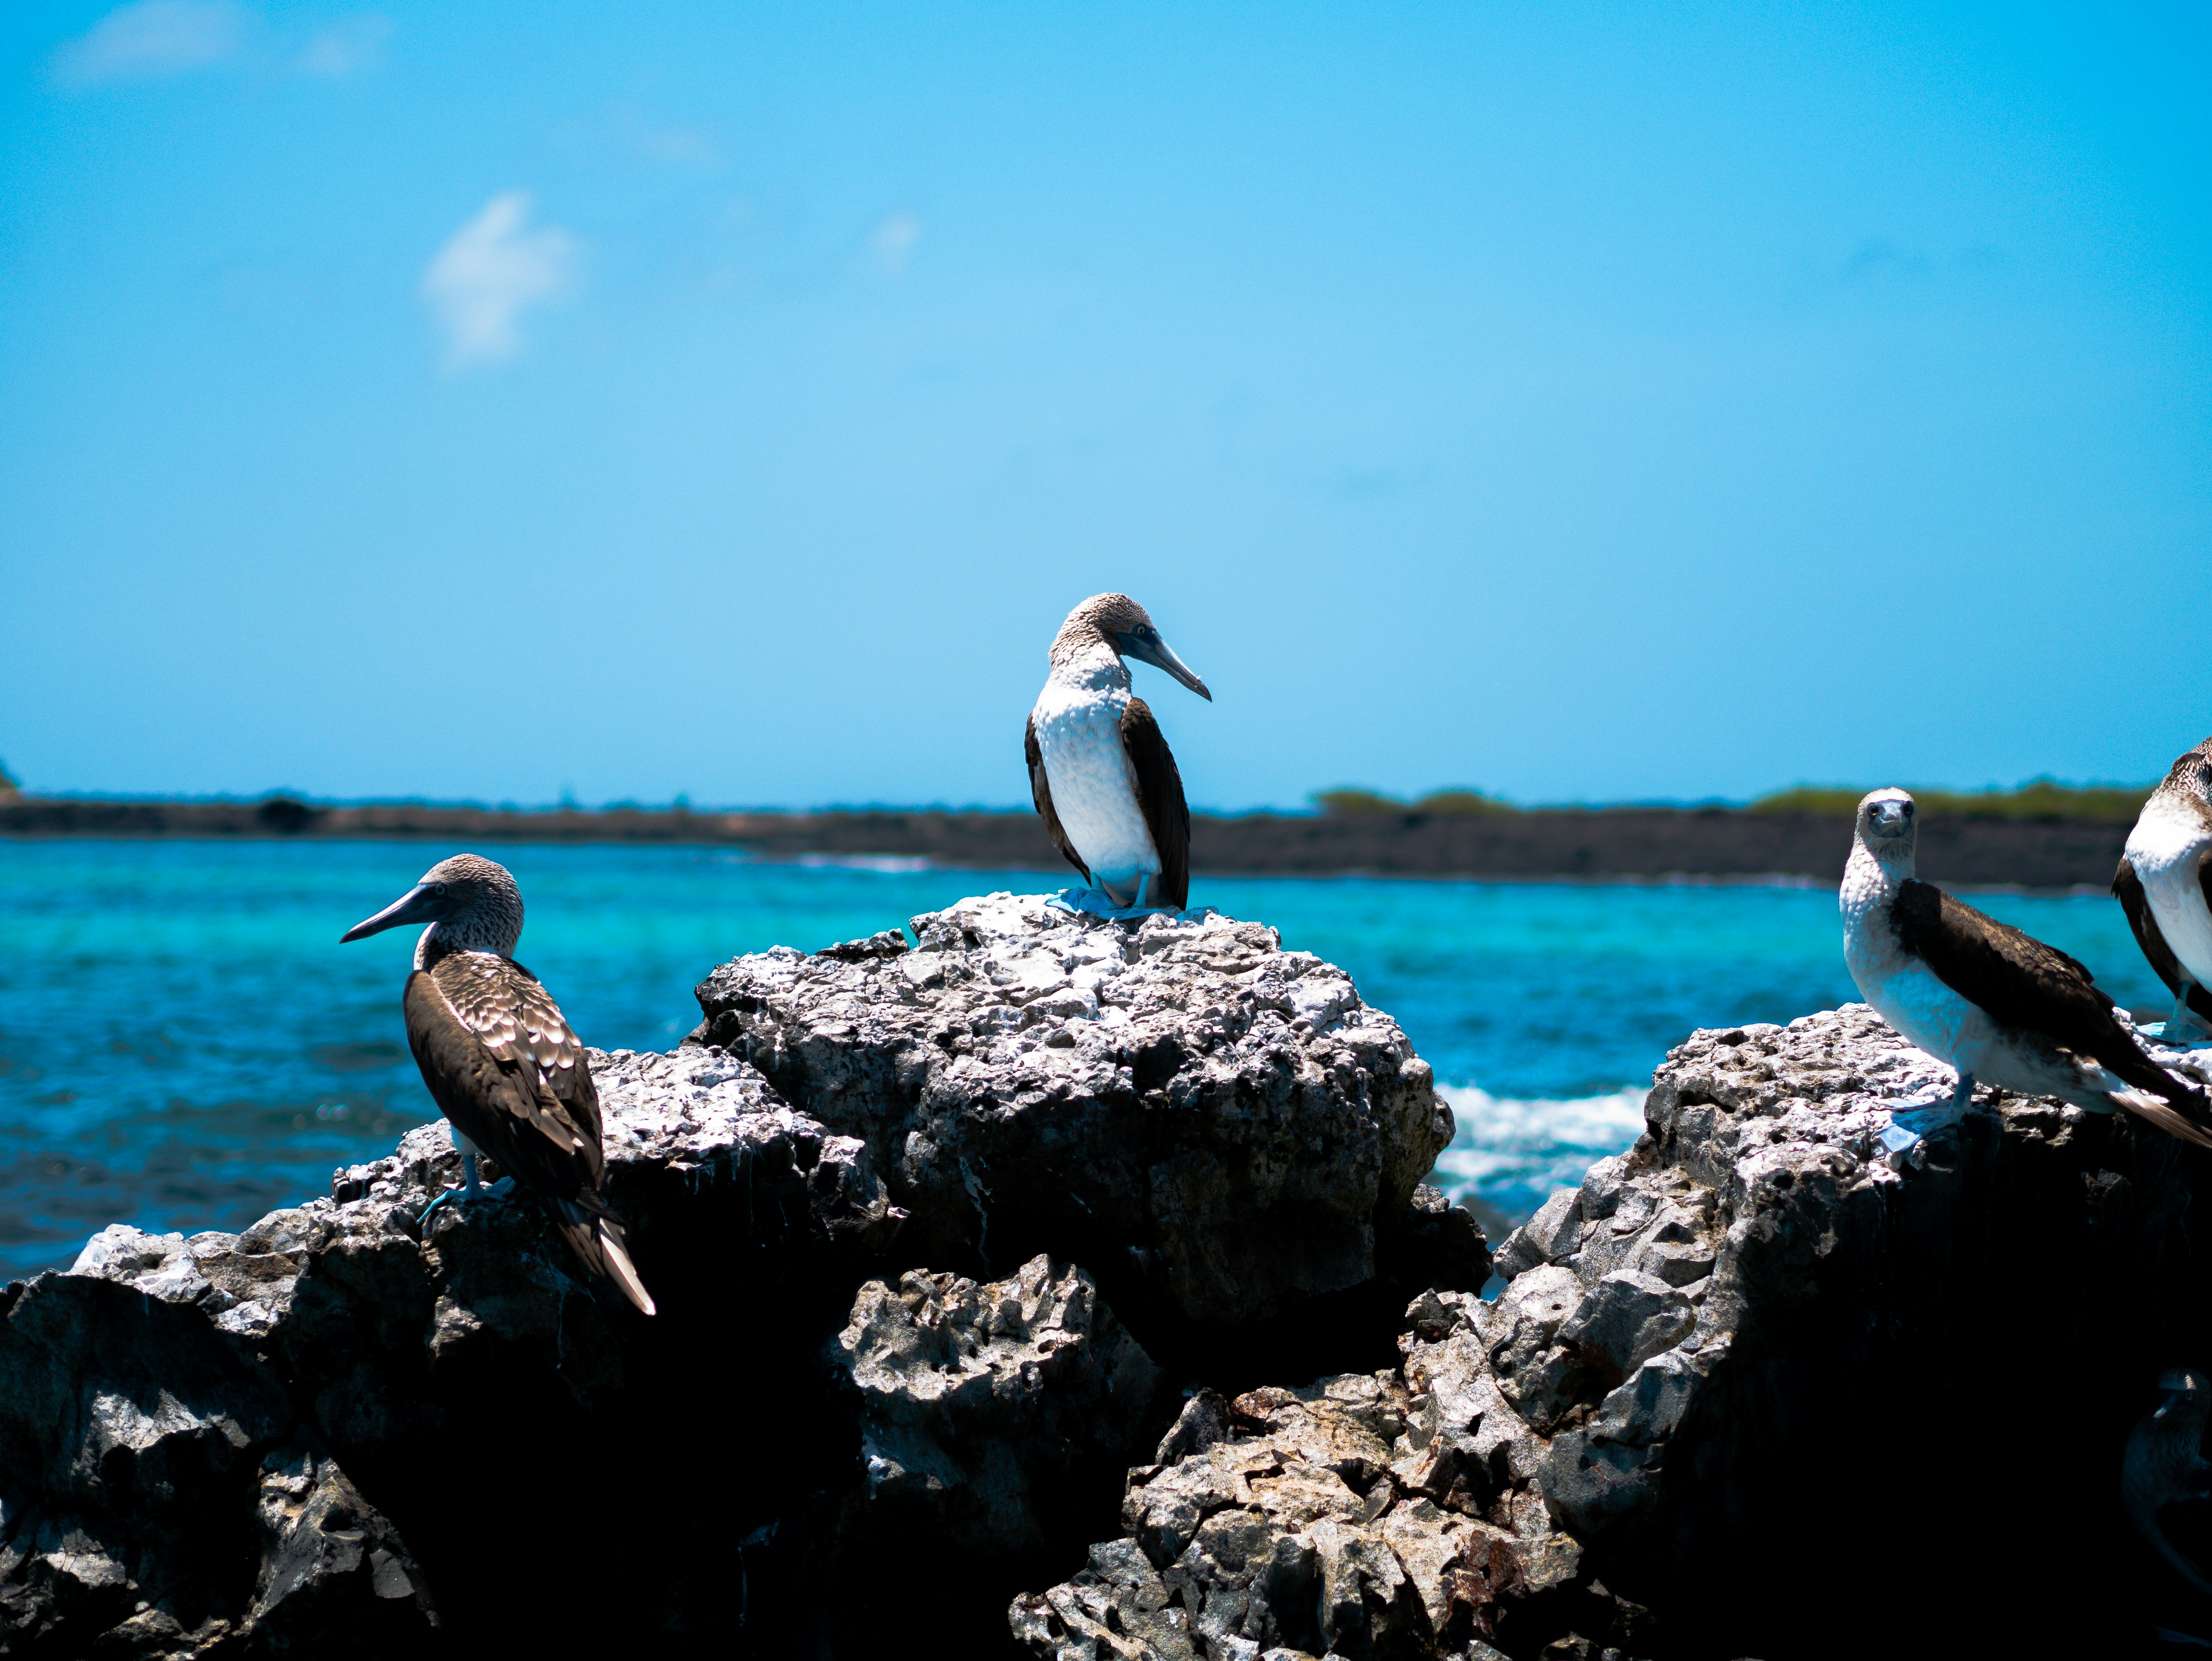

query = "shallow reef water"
[[0, 837, 2166, 1278]]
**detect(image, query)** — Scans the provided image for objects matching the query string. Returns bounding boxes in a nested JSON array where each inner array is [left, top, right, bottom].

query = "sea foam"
[[1431, 1083, 1650, 1226]]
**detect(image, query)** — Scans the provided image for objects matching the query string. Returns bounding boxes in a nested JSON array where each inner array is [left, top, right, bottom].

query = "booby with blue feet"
[[342, 853, 656, 1314], [1842, 789, 2212, 1150], [2115, 736, 2212, 1046], [1027, 593, 1211, 914]]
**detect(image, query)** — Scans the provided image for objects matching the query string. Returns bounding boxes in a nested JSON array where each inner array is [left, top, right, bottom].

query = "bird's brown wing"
[[1026, 712, 1091, 884], [2114, 857, 2212, 1022], [1896, 878, 2204, 1117], [404, 955, 653, 1313], [405, 954, 603, 1197], [1120, 696, 1190, 910]]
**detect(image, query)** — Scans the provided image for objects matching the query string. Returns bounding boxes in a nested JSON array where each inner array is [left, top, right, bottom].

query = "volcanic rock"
[[3, 897, 1488, 1659], [1014, 1003, 2212, 1660], [834, 1253, 1166, 1555], [690, 893, 1476, 1369], [1, 1045, 903, 1657]]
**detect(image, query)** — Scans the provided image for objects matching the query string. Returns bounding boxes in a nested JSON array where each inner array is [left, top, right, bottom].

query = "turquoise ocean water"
[[0, 838, 2169, 1280]]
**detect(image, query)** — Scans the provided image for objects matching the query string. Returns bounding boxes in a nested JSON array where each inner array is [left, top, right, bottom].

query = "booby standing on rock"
[[1842, 789, 2212, 1150], [2116, 737, 2212, 1045], [2125, 1367, 2212, 1600], [1027, 593, 1211, 914], [342, 854, 655, 1315]]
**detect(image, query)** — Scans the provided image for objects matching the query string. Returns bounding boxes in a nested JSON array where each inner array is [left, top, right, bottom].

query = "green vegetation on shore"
[[1312, 777, 2156, 822], [1749, 779, 2153, 823]]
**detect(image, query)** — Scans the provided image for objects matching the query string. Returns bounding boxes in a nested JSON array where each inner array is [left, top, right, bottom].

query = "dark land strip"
[[0, 796, 2133, 888]]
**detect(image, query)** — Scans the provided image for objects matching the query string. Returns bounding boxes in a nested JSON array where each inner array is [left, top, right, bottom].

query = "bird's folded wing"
[[1896, 878, 2197, 1107], [1894, 879, 2098, 1024], [2113, 856, 2212, 1022], [1120, 696, 1190, 910], [405, 955, 604, 1194], [1027, 712, 1091, 883], [2116, 858, 2189, 998]]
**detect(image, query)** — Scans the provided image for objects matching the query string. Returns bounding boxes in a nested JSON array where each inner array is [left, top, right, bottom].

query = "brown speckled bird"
[[342, 853, 654, 1315]]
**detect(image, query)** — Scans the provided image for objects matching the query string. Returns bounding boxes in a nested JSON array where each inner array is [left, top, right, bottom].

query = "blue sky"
[[3, 2, 2207, 810]]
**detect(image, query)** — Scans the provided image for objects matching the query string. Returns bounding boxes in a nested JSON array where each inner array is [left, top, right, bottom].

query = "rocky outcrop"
[[1008, 1301, 1649, 1660], [1014, 1003, 2212, 1660], [693, 894, 1480, 1374], [834, 1254, 1165, 1558], [0, 1271, 437, 1658], [53, 875, 2212, 1660], [1, 897, 1485, 1659], [1, 1045, 904, 1656]]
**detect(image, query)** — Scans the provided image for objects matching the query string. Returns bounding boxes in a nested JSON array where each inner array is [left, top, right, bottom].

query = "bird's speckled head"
[[418, 853, 524, 940], [1049, 593, 1211, 700], [1055, 593, 1151, 645], [340, 851, 525, 957], [1854, 789, 1917, 857], [2157, 738, 2212, 805], [2154, 1367, 2209, 1419]]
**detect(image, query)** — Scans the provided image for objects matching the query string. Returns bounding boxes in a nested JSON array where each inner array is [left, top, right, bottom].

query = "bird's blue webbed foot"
[[2158, 983, 2212, 1049], [418, 1155, 509, 1225], [1045, 883, 1181, 922], [1882, 1073, 1971, 1155], [1103, 874, 1183, 920]]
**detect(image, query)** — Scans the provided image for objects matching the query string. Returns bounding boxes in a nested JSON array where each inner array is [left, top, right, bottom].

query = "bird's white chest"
[[1861, 953, 1995, 1070], [1841, 856, 1993, 1070], [2127, 797, 2212, 987], [1031, 672, 1159, 893]]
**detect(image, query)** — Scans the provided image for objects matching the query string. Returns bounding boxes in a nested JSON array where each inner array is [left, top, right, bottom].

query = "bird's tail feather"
[[552, 1197, 657, 1316], [2108, 1088, 2212, 1150], [2126, 1491, 2212, 1600]]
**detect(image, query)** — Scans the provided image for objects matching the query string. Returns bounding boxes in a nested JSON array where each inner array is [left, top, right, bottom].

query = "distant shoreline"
[[0, 794, 2132, 889]]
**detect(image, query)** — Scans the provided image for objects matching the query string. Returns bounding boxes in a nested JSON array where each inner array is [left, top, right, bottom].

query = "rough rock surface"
[[1014, 1003, 2212, 1660], [1010, 1327, 1647, 1661], [692, 894, 1479, 1364], [3, 899, 1490, 1659], [835, 1254, 1165, 1558], [1, 1045, 903, 1656]]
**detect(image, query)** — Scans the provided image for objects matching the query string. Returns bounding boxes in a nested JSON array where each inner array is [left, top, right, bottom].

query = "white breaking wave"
[[794, 853, 933, 873], [1431, 1084, 1650, 1221]]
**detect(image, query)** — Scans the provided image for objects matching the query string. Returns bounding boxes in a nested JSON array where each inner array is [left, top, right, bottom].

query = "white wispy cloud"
[[870, 210, 923, 277], [52, 0, 245, 85], [420, 192, 577, 369], [296, 13, 388, 78]]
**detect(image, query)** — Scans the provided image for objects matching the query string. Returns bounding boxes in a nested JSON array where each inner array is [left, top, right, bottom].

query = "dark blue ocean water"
[[0, 839, 2170, 1279]]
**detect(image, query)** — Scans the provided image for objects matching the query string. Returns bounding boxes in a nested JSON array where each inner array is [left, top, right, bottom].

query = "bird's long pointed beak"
[[1119, 633, 1211, 701], [340, 883, 445, 943]]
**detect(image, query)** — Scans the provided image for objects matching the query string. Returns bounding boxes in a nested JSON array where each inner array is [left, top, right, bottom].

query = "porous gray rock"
[[1015, 1001, 2212, 1659], [2, 1044, 903, 1657], [0, 1272, 436, 1657], [834, 1253, 1165, 1554], [1014, 1365, 1626, 1661], [691, 893, 1474, 1335], [5, 895, 1489, 1658]]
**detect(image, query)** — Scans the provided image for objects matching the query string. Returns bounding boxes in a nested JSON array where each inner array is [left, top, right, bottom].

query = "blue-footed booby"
[[2115, 737, 2212, 1045], [341, 854, 655, 1315], [2125, 1368, 2212, 1599], [1842, 789, 2212, 1149], [1027, 593, 1211, 913]]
